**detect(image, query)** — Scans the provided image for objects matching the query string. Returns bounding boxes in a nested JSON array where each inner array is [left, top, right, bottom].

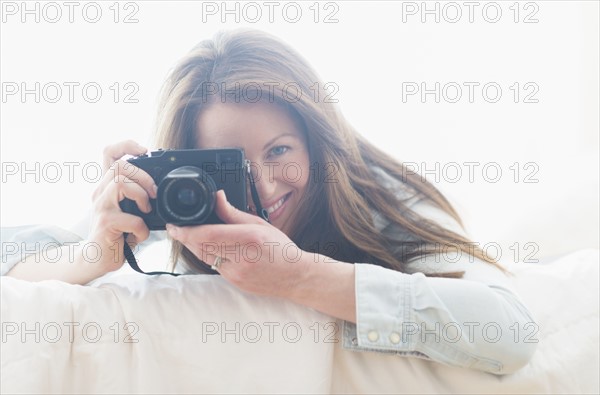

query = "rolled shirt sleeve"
[[343, 261, 538, 374], [342, 168, 538, 374]]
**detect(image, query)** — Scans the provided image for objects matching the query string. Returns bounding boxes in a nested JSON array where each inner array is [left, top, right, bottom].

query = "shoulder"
[[369, 166, 418, 204], [367, 166, 418, 231], [368, 165, 464, 236], [368, 166, 500, 277]]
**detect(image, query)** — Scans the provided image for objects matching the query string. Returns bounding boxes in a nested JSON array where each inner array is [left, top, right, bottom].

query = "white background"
[[1, 0, 598, 261]]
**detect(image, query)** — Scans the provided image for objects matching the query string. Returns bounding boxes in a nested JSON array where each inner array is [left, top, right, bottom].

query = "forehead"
[[195, 101, 304, 149]]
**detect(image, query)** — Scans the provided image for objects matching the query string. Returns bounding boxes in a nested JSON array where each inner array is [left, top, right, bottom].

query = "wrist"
[[73, 240, 118, 280], [282, 252, 357, 322], [277, 250, 320, 302]]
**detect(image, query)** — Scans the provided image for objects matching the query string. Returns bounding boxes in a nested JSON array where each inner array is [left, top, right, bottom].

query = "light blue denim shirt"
[[340, 167, 538, 375], [1, 168, 537, 375]]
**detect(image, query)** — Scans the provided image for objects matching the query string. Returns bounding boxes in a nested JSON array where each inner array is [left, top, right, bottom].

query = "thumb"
[[215, 190, 265, 225]]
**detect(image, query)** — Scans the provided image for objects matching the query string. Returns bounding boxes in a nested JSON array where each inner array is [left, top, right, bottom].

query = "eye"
[[269, 145, 289, 157]]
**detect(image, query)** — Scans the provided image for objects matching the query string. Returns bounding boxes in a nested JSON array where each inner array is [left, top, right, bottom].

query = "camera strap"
[[245, 159, 270, 223], [122, 160, 269, 276], [122, 233, 180, 276]]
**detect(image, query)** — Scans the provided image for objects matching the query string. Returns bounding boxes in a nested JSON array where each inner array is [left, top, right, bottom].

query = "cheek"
[[287, 152, 310, 191]]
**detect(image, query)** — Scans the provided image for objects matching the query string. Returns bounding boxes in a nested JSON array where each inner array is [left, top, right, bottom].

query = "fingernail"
[[221, 190, 231, 206], [166, 224, 178, 237], [152, 184, 158, 198]]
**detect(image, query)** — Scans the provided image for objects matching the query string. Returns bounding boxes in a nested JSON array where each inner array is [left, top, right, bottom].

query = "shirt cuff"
[[341, 263, 431, 360]]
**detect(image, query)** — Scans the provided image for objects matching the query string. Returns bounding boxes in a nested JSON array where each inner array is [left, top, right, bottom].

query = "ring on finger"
[[211, 256, 224, 271]]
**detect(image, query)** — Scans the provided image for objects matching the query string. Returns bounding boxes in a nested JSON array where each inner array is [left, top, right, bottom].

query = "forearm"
[[6, 244, 110, 285], [339, 263, 538, 374], [284, 253, 357, 323]]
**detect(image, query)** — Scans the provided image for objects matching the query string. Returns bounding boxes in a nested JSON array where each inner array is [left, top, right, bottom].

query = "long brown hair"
[[154, 28, 503, 277]]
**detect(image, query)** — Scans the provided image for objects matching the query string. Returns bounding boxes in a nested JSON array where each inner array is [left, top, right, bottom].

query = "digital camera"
[[119, 149, 248, 230]]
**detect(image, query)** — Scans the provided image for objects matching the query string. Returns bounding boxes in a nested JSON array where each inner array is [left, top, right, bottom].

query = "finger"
[[116, 214, 150, 246], [95, 211, 150, 246], [102, 140, 147, 173], [113, 160, 158, 199], [190, 248, 218, 265], [116, 176, 154, 214], [166, 223, 269, 254], [215, 190, 265, 225], [98, 174, 153, 214], [94, 159, 157, 201], [209, 255, 228, 272], [169, 235, 222, 267]]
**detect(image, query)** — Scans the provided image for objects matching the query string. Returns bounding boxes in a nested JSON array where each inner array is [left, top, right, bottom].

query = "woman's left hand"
[[166, 190, 311, 298]]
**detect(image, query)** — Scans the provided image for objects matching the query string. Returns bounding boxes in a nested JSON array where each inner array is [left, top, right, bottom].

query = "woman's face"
[[196, 101, 310, 235]]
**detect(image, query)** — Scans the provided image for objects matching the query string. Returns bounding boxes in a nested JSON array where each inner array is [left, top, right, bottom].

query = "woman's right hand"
[[87, 140, 158, 275], [6, 140, 158, 284]]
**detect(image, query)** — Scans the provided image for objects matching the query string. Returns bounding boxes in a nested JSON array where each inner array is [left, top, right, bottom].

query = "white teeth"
[[266, 195, 287, 214]]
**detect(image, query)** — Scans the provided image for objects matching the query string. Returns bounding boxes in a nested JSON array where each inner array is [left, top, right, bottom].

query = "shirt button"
[[367, 331, 379, 342], [389, 332, 401, 344]]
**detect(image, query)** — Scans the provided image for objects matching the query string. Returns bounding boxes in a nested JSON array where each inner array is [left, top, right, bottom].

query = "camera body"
[[119, 148, 248, 230]]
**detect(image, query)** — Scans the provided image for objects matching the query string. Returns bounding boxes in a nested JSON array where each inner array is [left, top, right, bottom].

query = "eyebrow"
[[262, 133, 297, 151]]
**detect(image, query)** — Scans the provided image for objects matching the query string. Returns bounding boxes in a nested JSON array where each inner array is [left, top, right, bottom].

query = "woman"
[[5, 29, 537, 374]]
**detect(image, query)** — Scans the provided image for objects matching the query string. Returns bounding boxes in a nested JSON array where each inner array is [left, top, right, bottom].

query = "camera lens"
[[168, 180, 203, 216], [176, 186, 199, 208], [157, 166, 217, 224]]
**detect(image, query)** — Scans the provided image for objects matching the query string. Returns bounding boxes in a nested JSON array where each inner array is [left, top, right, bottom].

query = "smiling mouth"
[[265, 192, 291, 215]]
